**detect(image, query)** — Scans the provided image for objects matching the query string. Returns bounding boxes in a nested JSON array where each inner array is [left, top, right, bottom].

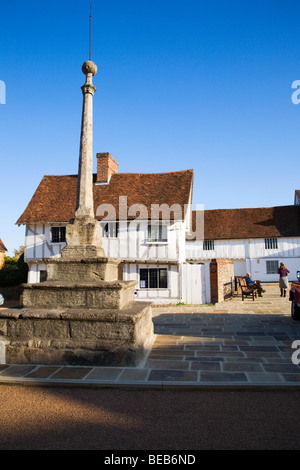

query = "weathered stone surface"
[[82, 60, 97, 76], [0, 302, 153, 366], [6, 318, 35, 339], [45, 257, 119, 282], [22, 280, 136, 310], [64, 216, 105, 259], [0, 319, 7, 336]]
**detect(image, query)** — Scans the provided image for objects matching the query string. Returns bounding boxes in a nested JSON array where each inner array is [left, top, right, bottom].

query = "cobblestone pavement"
[[0, 284, 300, 389]]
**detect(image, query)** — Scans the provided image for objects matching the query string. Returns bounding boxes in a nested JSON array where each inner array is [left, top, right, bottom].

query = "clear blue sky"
[[0, 0, 299, 255]]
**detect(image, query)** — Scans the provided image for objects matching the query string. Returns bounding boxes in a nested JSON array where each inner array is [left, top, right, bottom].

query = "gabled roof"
[[16, 170, 193, 224], [0, 238, 7, 252], [189, 205, 300, 240]]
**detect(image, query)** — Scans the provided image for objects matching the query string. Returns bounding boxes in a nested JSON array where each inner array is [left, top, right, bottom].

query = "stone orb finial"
[[82, 60, 98, 76]]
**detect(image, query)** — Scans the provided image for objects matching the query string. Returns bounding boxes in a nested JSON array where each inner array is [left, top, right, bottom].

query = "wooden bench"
[[238, 276, 257, 301]]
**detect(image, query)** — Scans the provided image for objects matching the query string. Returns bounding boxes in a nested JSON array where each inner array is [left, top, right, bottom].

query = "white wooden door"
[[181, 263, 206, 304]]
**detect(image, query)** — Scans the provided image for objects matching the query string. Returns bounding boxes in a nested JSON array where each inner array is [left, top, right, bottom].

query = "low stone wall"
[[210, 258, 235, 304]]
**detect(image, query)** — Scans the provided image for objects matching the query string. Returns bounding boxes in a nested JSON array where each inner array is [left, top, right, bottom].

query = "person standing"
[[278, 262, 290, 297]]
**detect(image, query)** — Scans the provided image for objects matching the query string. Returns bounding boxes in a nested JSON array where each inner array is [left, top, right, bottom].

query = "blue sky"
[[0, 0, 299, 255]]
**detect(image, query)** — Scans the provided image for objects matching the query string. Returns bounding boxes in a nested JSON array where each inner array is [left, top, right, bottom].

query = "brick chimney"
[[96, 153, 118, 184]]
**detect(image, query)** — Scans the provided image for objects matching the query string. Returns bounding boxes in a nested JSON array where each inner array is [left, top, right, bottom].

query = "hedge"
[[0, 253, 28, 287]]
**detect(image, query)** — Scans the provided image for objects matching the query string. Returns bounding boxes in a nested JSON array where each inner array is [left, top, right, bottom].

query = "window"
[[203, 240, 214, 250], [139, 268, 168, 289], [39, 270, 47, 283], [147, 224, 167, 243], [265, 238, 278, 249], [266, 260, 279, 274], [50, 226, 66, 243], [101, 222, 119, 238]]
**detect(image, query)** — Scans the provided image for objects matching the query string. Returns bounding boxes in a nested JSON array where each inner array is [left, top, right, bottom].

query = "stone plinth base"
[[0, 302, 154, 366], [45, 257, 120, 282], [22, 280, 136, 310]]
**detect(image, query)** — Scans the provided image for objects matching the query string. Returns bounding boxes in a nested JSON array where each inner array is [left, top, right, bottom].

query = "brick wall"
[[210, 258, 234, 303], [96, 153, 118, 183]]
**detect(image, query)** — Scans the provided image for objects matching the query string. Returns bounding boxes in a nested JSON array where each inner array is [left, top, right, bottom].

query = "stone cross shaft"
[[63, 60, 104, 258], [75, 60, 98, 219]]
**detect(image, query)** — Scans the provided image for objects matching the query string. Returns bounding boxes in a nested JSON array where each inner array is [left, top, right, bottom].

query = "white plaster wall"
[[96, 220, 185, 262], [25, 223, 66, 262], [186, 237, 300, 261], [27, 262, 46, 283], [248, 257, 300, 283], [122, 262, 181, 304], [186, 237, 300, 283]]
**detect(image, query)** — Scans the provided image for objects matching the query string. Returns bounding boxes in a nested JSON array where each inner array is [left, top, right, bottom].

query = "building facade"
[[16, 155, 300, 304], [17, 154, 212, 304], [186, 204, 300, 284]]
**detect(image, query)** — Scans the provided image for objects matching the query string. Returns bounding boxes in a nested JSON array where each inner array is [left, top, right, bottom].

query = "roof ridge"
[[42, 169, 193, 178], [192, 205, 298, 212], [111, 169, 193, 175]]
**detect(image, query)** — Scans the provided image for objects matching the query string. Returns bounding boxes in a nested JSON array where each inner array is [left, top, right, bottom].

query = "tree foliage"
[[0, 248, 28, 287]]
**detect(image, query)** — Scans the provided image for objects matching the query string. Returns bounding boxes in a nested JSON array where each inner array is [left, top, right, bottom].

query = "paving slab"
[[0, 284, 299, 389]]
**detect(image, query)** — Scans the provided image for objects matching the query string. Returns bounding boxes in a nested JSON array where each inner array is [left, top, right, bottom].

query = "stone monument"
[[0, 60, 154, 366]]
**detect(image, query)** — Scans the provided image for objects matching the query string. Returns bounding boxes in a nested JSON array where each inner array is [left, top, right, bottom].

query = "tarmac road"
[[1, 385, 300, 451]]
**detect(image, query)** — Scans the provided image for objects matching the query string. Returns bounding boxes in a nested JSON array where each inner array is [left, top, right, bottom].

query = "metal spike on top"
[[89, 0, 92, 61], [82, 0, 97, 78]]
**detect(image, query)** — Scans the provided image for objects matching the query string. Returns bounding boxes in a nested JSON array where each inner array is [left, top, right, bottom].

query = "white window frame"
[[50, 226, 66, 244], [139, 267, 168, 289], [266, 260, 279, 274], [203, 240, 214, 250], [147, 223, 168, 244], [265, 238, 278, 250]]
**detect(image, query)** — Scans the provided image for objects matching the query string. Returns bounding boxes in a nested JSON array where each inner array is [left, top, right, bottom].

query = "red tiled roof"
[[0, 238, 7, 252], [189, 206, 300, 240], [16, 170, 193, 224]]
